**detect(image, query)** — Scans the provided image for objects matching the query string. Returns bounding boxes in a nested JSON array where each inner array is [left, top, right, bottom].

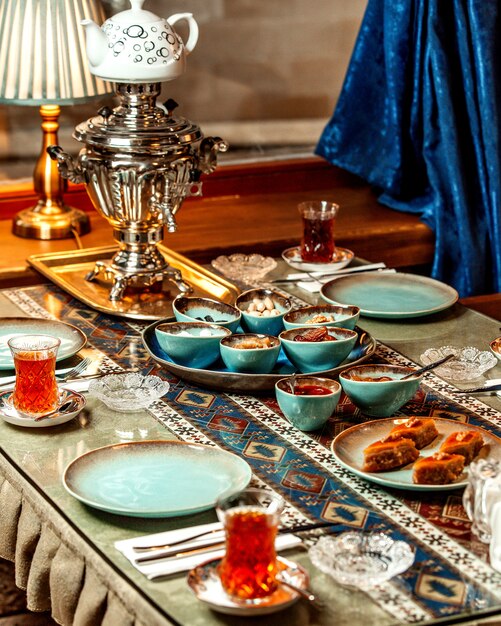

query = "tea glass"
[[463, 458, 501, 543], [298, 200, 339, 263], [8, 334, 61, 417], [216, 488, 284, 600]]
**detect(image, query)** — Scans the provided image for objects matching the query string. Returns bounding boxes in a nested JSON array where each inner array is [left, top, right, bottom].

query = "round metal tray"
[[142, 320, 376, 392]]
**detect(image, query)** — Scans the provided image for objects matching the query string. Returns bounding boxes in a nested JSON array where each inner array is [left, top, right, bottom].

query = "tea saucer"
[[187, 556, 309, 615], [0, 389, 86, 428], [282, 246, 354, 272]]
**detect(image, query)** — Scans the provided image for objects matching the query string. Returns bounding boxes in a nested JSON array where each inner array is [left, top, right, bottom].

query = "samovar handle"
[[47, 145, 85, 184], [198, 136, 229, 174]]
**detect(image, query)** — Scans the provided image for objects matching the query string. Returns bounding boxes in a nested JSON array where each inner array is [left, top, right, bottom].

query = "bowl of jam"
[[275, 376, 341, 431]]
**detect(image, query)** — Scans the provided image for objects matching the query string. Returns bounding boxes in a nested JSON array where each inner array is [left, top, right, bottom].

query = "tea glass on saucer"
[[298, 200, 339, 264], [216, 488, 284, 600], [8, 334, 61, 417]]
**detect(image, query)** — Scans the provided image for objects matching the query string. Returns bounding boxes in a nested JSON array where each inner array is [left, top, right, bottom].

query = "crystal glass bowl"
[[420, 346, 497, 382], [309, 532, 414, 588], [211, 253, 277, 283], [88, 373, 170, 412]]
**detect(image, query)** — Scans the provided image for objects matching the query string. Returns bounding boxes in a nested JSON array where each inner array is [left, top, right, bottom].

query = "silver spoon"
[[289, 372, 297, 394], [276, 575, 324, 610], [34, 398, 78, 422], [400, 353, 455, 380]]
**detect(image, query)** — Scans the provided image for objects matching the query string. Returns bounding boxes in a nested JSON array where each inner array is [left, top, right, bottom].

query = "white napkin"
[[115, 522, 302, 580], [297, 281, 323, 293], [61, 380, 91, 393], [297, 267, 397, 293]]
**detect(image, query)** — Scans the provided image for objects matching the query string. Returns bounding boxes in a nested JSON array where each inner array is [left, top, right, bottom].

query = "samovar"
[[48, 1, 227, 301]]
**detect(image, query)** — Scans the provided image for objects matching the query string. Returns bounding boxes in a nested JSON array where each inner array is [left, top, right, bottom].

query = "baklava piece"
[[387, 417, 439, 449], [363, 437, 419, 472], [413, 452, 465, 485], [439, 430, 484, 465]]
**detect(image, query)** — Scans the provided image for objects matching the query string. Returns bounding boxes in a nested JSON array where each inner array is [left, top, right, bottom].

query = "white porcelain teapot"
[[81, 0, 199, 83]]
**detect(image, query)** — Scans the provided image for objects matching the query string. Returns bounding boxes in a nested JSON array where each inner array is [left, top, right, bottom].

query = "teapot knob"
[[163, 99, 179, 117], [129, 0, 146, 10]]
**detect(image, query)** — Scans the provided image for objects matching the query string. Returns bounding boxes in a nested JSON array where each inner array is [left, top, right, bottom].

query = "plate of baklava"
[[332, 417, 501, 490]]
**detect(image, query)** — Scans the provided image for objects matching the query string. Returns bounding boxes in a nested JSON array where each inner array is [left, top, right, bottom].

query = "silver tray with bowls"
[[142, 321, 376, 392]]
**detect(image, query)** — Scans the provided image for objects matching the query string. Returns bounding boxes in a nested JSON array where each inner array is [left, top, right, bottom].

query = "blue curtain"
[[316, 0, 501, 297]]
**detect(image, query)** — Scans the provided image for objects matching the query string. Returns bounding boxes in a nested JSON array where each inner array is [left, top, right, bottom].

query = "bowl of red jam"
[[275, 376, 341, 431]]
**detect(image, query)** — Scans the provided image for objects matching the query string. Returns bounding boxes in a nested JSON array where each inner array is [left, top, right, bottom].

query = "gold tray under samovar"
[[28, 245, 239, 321]]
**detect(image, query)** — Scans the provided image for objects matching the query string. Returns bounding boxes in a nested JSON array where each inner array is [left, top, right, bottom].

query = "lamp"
[[0, 0, 112, 239]]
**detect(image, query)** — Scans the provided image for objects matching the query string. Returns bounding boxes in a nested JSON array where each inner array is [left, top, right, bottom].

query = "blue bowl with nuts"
[[220, 333, 281, 374], [235, 288, 292, 336]]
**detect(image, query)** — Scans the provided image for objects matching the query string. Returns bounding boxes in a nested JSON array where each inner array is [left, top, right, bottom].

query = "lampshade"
[[0, 0, 112, 105], [0, 0, 113, 240]]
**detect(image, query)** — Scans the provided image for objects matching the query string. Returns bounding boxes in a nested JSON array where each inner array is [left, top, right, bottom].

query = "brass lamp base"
[[12, 204, 90, 240], [13, 104, 91, 240]]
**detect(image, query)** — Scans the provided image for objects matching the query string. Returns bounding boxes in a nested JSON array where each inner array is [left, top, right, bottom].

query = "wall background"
[[0, 0, 366, 179]]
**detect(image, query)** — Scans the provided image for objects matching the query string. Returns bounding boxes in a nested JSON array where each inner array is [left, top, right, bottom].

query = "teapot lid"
[[109, 0, 160, 25]]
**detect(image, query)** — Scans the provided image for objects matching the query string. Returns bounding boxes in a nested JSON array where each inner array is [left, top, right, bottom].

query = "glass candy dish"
[[420, 346, 497, 382], [309, 532, 414, 588], [211, 253, 277, 283], [88, 373, 170, 412]]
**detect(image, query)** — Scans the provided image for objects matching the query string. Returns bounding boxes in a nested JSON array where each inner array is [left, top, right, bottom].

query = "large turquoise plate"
[[63, 441, 252, 518], [321, 273, 458, 319], [0, 318, 87, 370]]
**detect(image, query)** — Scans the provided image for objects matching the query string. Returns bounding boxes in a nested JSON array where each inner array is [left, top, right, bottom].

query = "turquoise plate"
[[63, 441, 252, 518], [321, 273, 458, 319], [0, 318, 87, 370]]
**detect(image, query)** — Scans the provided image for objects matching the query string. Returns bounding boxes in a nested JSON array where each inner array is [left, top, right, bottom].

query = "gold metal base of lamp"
[[12, 104, 91, 240]]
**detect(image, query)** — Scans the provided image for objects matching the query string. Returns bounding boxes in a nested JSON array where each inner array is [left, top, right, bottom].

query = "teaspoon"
[[276, 575, 325, 610], [400, 353, 455, 380], [34, 398, 78, 422]]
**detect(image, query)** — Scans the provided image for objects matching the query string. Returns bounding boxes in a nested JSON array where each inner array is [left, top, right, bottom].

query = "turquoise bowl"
[[155, 321, 231, 369], [339, 364, 423, 417], [220, 334, 281, 374], [173, 296, 241, 332], [279, 327, 358, 373], [236, 288, 291, 336], [283, 304, 360, 331], [275, 377, 341, 431]]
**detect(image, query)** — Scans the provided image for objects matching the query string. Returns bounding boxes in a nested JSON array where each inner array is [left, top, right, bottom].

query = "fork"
[[55, 357, 92, 382], [0, 356, 92, 390]]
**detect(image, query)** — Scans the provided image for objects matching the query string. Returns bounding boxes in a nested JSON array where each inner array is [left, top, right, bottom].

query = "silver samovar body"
[[49, 82, 227, 301]]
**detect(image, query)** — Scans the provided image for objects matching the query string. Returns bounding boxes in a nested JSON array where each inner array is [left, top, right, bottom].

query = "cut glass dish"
[[420, 346, 497, 382], [88, 373, 170, 412], [309, 532, 414, 588], [211, 254, 277, 283]]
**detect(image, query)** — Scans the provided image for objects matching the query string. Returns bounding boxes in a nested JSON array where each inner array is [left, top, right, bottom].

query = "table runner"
[[3, 283, 501, 625]]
